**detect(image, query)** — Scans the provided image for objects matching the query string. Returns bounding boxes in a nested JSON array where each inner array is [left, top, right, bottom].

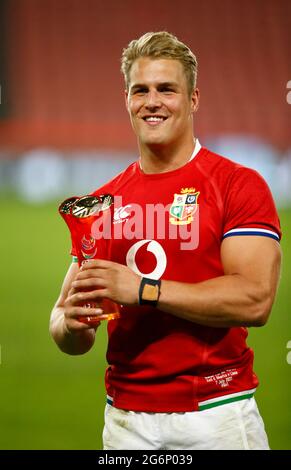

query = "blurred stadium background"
[[0, 0, 290, 449]]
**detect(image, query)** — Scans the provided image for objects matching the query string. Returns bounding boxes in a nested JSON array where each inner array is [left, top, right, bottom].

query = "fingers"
[[64, 305, 104, 332], [67, 289, 108, 306], [80, 259, 111, 271], [71, 277, 106, 290], [73, 269, 109, 296], [64, 316, 100, 332], [62, 264, 111, 332], [67, 284, 77, 298], [75, 268, 108, 283], [74, 259, 118, 287]]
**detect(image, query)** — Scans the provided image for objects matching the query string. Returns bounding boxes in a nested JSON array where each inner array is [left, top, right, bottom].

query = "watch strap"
[[138, 277, 161, 307]]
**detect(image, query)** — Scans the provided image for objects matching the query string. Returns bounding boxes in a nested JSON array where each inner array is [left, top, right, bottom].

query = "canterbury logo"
[[114, 205, 132, 223]]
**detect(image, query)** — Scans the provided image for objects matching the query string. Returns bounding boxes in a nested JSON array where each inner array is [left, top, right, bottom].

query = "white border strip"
[[107, 390, 257, 408], [198, 388, 257, 407], [223, 228, 279, 240]]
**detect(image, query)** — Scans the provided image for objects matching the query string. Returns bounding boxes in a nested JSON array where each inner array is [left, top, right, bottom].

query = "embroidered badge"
[[169, 187, 200, 225]]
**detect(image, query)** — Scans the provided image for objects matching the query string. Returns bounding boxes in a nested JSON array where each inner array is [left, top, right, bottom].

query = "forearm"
[[158, 274, 272, 328], [49, 307, 96, 355]]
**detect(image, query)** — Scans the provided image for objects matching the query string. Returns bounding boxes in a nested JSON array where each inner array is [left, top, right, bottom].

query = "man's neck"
[[139, 138, 197, 174]]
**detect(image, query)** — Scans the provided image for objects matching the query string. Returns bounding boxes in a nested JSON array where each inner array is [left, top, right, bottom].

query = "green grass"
[[0, 199, 290, 449], [248, 208, 291, 449]]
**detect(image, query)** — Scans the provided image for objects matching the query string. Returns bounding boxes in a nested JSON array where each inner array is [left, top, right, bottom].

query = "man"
[[50, 32, 282, 450]]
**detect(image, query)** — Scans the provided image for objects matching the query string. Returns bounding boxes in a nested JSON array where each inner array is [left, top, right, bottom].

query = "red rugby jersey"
[[71, 146, 281, 412]]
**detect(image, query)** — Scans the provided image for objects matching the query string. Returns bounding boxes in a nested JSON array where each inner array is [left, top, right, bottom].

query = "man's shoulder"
[[91, 160, 138, 196], [199, 146, 259, 181], [200, 147, 241, 172]]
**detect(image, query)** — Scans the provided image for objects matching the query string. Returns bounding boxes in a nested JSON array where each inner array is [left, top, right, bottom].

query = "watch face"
[[142, 283, 159, 302]]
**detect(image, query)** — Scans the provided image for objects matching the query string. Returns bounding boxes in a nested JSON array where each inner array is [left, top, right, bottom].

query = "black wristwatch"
[[138, 277, 161, 307]]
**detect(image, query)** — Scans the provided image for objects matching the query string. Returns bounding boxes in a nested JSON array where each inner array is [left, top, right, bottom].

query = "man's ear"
[[124, 89, 129, 112], [191, 88, 200, 113]]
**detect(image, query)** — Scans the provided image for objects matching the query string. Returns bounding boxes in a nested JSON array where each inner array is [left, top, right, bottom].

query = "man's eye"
[[160, 88, 174, 93], [133, 89, 147, 95]]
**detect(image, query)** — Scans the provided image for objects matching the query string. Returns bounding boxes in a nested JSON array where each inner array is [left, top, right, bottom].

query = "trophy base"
[[77, 313, 120, 325], [78, 298, 120, 324]]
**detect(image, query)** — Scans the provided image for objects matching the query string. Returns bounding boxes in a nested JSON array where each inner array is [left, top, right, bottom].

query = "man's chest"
[[108, 176, 224, 281]]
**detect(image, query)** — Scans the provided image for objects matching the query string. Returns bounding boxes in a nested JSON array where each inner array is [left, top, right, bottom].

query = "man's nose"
[[145, 90, 162, 109]]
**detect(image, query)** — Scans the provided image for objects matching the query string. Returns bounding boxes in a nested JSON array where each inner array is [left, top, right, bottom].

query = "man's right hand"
[[63, 284, 103, 333], [50, 262, 100, 355]]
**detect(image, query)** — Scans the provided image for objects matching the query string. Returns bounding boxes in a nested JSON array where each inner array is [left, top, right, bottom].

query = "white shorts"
[[102, 397, 269, 450]]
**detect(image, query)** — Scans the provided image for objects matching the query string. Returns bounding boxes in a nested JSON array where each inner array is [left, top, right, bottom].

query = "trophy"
[[59, 194, 120, 324]]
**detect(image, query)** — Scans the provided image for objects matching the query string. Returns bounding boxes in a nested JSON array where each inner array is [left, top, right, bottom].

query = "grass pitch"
[[0, 199, 290, 449]]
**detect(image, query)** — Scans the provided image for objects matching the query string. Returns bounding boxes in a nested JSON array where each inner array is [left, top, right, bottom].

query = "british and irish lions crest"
[[169, 187, 200, 225]]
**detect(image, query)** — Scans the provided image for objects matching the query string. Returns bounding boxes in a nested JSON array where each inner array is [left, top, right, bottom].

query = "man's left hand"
[[71, 259, 141, 306]]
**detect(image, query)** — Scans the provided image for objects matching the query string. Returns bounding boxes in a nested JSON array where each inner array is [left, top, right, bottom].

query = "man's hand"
[[50, 262, 99, 355], [63, 283, 103, 332], [71, 259, 141, 307]]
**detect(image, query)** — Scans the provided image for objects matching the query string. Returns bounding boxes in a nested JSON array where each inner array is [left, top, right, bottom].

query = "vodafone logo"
[[126, 240, 167, 280]]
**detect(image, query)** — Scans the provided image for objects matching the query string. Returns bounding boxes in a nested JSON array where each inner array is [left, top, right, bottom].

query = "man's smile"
[[141, 115, 169, 126]]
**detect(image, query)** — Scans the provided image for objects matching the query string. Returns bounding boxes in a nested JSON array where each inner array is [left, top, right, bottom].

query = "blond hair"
[[121, 31, 198, 95]]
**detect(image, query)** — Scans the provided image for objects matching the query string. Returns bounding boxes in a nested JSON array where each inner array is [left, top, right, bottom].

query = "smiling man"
[[50, 32, 282, 450], [126, 56, 199, 171]]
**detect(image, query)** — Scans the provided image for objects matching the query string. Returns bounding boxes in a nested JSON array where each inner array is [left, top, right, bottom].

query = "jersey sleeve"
[[222, 167, 282, 241]]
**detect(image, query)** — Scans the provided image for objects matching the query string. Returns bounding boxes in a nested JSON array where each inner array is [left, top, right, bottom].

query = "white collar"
[[139, 138, 201, 170], [189, 138, 201, 162]]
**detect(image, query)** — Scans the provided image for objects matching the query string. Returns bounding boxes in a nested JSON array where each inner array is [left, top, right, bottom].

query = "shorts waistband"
[[106, 388, 256, 412]]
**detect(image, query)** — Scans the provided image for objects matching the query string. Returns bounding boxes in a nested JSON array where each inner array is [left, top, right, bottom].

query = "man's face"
[[126, 58, 199, 150]]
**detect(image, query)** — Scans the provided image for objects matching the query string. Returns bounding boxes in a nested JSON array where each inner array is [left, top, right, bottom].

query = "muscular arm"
[[71, 236, 282, 329], [49, 263, 100, 355], [158, 236, 282, 327]]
